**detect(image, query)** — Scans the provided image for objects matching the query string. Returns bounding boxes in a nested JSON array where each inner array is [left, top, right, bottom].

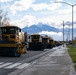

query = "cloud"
[[9, 14, 70, 29], [9, 0, 76, 29], [10, 15, 35, 28], [34, 16, 64, 28], [57, 0, 63, 1], [39, 31, 62, 36], [39, 31, 63, 41], [58, 8, 71, 14], [0, 0, 11, 2], [31, 3, 62, 11], [47, 3, 62, 10], [10, 14, 63, 28], [9, 0, 35, 15], [31, 3, 48, 11], [9, 0, 62, 15]]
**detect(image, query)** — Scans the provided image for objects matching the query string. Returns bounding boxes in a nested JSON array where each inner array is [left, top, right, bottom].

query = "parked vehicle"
[[0, 25, 27, 57]]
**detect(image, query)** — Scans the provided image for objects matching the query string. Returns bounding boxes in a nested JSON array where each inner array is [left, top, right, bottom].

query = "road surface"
[[0, 48, 54, 75]]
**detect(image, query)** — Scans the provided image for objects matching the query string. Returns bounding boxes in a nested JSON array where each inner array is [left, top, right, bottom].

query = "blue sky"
[[0, 0, 76, 41]]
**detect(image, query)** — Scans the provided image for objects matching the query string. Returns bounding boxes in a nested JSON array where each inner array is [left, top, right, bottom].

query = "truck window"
[[1, 27, 18, 34]]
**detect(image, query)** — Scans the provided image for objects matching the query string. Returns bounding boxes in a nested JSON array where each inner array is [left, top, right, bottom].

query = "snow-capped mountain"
[[22, 23, 60, 34]]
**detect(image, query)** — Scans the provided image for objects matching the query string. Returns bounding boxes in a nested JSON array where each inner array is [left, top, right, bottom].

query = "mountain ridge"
[[22, 23, 60, 34]]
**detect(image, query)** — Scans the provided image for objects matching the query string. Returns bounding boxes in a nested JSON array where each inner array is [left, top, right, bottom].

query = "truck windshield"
[[42, 38, 48, 43], [1, 27, 17, 34], [31, 35, 40, 39]]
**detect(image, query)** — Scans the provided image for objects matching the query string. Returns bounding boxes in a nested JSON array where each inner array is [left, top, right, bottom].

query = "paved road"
[[0, 49, 54, 75], [8, 45, 76, 75]]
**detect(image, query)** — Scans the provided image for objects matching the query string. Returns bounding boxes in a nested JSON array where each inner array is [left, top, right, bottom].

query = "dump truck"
[[27, 34, 45, 50], [0, 25, 27, 57]]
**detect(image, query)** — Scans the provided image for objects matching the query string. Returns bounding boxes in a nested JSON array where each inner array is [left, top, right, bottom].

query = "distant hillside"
[[22, 23, 60, 34]]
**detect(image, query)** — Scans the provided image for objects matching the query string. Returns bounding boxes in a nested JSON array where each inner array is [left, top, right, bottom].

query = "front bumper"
[[0, 44, 18, 47]]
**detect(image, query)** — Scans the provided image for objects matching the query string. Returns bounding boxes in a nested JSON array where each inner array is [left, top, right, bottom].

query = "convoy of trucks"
[[0, 25, 62, 57]]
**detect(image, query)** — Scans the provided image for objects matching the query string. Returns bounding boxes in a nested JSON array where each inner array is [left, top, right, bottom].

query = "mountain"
[[22, 23, 60, 34]]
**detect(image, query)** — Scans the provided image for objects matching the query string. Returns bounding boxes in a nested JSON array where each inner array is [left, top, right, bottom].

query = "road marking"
[[16, 63, 30, 69], [0, 63, 12, 68], [5, 63, 21, 69], [0, 62, 3, 65], [0, 62, 30, 69]]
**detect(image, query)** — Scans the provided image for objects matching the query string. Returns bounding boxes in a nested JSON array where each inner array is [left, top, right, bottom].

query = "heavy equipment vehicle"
[[27, 34, 54, 50], [0, 25, 27, 57], [42, 35, 53, 49], [54, 41, 62, 46], [27, 34, 45, 50], [48, 36, 55, 47]]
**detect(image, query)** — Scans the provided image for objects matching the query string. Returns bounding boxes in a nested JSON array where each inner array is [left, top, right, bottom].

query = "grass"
[[67, 45, 76, 70]]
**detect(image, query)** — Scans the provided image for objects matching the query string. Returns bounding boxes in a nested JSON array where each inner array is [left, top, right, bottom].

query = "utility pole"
[[63, 21, 64, 47]]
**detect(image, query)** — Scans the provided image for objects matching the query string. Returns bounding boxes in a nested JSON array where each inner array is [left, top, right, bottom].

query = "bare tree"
[[0, 9, 3, 26], [0, 8, 10, 26]]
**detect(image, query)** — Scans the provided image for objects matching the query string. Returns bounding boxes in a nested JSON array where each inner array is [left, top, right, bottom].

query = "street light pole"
[[72, 5, 74, 46], [55, 1, 76, 47]]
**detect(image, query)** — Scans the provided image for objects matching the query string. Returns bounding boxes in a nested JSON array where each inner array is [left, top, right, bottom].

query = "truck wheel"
[[41, 45, 45, 50], [13, 48, 21, 57]]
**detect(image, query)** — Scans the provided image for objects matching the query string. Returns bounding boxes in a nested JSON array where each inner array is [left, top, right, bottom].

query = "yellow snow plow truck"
[[0, 25, 27, 57]]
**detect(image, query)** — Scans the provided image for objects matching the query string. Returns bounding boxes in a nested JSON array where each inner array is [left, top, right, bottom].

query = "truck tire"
[[13, 48, 21, 57]]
